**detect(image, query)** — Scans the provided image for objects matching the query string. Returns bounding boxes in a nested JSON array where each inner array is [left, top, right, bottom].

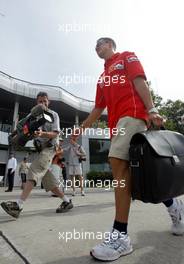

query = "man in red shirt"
[[79, 38, 184, 261]]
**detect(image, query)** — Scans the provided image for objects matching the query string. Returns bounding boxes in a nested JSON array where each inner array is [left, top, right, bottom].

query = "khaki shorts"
[[69, 165, 82, 176], [27, 147, 59, 191], [108, 116, 147, 161]]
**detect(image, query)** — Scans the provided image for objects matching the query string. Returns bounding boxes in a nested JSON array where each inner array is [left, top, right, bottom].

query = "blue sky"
[[0, 0, 184, 102]]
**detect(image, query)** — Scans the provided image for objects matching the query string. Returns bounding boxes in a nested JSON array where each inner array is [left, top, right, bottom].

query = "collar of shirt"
[[104, 52, 120, 69]]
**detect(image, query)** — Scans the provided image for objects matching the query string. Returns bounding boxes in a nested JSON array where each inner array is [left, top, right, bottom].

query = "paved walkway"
[[0, 188, 184, 264]]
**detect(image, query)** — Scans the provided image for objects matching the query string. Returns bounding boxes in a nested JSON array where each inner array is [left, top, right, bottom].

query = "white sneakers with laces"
[[90, 198, 184, 261], [90, 229, 133, 261], [168, 198, 184, 236]]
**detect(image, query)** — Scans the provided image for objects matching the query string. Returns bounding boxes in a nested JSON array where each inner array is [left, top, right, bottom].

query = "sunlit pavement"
[[0, 187, 184, 264]]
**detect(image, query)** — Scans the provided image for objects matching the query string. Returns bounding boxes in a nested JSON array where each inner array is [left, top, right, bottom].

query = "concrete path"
[[0, 188, 184, 264]]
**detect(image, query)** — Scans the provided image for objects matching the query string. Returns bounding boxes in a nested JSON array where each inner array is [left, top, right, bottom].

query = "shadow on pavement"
[[0, 201, 114, 222], [45, 255, 101, 264], [133, 230, 184, 264]]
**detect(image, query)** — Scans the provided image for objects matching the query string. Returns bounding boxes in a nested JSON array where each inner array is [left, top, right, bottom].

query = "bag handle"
[[148, 122, 165, 131]]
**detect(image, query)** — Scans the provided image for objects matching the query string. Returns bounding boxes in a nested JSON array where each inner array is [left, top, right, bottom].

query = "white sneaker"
[[168, 199, 184, 236], [90, 229, 133, 261]]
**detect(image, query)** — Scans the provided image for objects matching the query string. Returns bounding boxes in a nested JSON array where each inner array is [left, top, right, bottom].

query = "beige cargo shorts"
[[27, 147, 59, 191], [69, 164, 82, 176], [108, 116, 147, 161]]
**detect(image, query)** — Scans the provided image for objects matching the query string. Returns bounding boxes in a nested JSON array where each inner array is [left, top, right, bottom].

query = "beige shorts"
[[108, 116, 147, 161], [27, 147, 59, 191], [69, 165, 82, 176]]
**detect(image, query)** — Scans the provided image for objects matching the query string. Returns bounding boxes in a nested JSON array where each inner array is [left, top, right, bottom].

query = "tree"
[[150, 86, 184, 134], [92, 120, 108, 129], [161, 100, 184, 134], [150, 89, 163, 109]]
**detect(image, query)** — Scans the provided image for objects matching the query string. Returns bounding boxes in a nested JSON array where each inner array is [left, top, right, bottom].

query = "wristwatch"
[[148, 107, 159, 114]]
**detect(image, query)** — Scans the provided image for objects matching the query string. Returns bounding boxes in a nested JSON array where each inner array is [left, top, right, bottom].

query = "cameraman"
[[1, 92, 72, 218]]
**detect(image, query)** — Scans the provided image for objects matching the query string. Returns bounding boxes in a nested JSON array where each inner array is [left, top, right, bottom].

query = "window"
[[89, 139, 111, 172], [0, 163, 6, 176]]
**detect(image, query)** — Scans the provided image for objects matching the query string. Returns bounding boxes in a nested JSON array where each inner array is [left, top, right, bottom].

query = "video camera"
[[8, 104, 54, 150]]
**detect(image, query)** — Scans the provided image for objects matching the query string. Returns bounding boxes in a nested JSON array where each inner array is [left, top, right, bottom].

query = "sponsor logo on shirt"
[[127, 55, 139, 63], [108, 60, 124, 73], [114, 63, 124, 70]]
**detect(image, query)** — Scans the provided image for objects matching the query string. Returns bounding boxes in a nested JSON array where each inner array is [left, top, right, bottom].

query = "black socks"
[[162, 198, 173, 208], [113, 199, 174, 235], [113, 220, 127, 234]]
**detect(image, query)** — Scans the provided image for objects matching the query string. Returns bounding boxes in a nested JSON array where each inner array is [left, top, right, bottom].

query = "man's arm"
[[18, 162, 22, 175], [34, 111, 60, 139], [34, 130, 59, 139], [133, 77, 154, 110], [12, 158, 17, 173], [72, 107, 104, 137], [133, 77, 163, 127], [76, 145, 86, 156], [81, 107, 105, 129], [62, 145, 70, 152], [55, 146, 64, 156]]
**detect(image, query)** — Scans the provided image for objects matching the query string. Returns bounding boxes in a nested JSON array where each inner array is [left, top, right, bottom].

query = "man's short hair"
[[36, 92, 49, 99], [97, 37, 116, 51]]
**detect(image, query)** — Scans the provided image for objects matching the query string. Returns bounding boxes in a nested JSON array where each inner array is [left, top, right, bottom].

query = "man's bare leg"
[[90, 157, 133, 260], [79, 175, 85, 195], [109, 158, 131, 223], [71, 175, 76, 195], [20, 180, 35, 201], [51, 186, 64, 198]]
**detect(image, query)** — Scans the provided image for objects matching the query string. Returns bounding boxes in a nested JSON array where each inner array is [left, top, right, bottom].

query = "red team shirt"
[[95, 52, 148, 136]]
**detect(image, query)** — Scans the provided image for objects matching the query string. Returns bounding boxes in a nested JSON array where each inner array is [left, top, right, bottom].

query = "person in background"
[[63, 136, 86, 196], [19, 157, 29, 190], [61, 157, 67, 188], [58, 138, 67, 189], [5, 153, 17, 192], [49, 143, 73, 213]]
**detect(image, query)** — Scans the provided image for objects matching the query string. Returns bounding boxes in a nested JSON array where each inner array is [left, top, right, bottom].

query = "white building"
[[0, 71, 110, 186]]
